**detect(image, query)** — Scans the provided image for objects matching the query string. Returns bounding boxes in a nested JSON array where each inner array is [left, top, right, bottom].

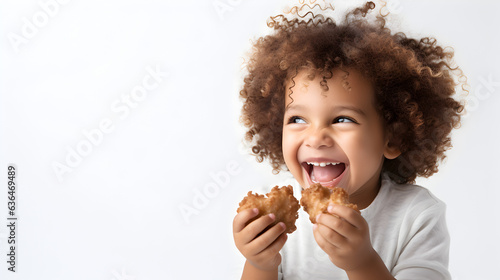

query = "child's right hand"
[[233, 208, 288, 272]]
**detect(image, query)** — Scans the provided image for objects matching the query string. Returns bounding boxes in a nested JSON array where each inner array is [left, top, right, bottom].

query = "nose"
[[304, 126, 334, 149]]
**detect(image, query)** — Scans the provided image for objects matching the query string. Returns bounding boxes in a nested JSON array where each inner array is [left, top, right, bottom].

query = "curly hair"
[[239, 1, 466, 184]]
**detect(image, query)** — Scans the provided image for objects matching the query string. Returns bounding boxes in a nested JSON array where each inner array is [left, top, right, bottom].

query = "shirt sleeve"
[[391, 198, 451, 280]]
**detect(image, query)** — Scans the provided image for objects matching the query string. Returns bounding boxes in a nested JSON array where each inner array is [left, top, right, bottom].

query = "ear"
[[384, 141, 401, 160], [383, 130, 401, 160]]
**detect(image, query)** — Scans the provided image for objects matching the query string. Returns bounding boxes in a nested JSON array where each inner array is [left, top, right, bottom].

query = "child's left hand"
[[313, 204, 377, 272]]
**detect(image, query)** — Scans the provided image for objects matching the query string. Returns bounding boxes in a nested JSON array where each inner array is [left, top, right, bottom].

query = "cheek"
[[343, 129, 385, 162], [281, 130, 294, 164], [282, 130, 303, 174], [360, 132, 386, 167]]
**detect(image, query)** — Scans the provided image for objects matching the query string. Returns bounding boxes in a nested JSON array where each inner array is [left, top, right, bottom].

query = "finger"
[[233, 208, 259, 233], [313, 224, 337, 256], [255, 232, 287, 261], [315, 222, 346, 248], [327, 204, 365, 229], [316, 212, 356, 238], [239, 213, 277, 244], [247, 222, 286, 255]]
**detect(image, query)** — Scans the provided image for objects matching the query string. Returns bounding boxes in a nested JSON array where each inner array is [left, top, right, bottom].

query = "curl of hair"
[[239, 1, 466, 183]]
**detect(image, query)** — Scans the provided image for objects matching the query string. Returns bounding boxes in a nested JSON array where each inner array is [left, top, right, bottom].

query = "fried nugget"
[[300, 183, 359, 223], [237, 185, 300, 234]]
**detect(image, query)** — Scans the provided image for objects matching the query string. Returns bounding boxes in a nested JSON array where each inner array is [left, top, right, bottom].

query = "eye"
[[334, 116, 357, 124], [288, 116, 306, 124]]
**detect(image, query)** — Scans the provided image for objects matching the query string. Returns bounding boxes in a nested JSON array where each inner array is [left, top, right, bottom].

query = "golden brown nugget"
[[237, 185, 300, 234], [300, 183, 359, 224]]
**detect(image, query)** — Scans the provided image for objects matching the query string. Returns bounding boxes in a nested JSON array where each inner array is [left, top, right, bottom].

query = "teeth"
[[306, 162, 340, 167]]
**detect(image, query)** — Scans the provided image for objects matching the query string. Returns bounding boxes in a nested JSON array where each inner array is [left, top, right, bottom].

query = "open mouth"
[[301, 161, 346, 187]]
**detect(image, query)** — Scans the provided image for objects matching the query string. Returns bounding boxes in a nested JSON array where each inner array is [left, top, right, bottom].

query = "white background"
[[1, 0, 499, 279]]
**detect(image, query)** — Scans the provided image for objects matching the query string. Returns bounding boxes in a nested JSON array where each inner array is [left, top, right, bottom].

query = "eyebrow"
[[284, 104, 306, 112], [285, 104, 367, 117], [336, 105, 367, 117]]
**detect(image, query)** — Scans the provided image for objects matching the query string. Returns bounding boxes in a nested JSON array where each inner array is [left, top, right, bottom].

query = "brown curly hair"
[[239, 1, 465, 184]]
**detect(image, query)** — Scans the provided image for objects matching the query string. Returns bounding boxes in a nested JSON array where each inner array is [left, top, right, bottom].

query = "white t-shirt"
[[278, 174, 451, 280]]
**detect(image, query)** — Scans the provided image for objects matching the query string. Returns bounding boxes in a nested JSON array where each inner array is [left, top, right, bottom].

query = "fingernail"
[[313, 224, 318, 230], [253, 208, 259, 214], [327, 205, 334, 213], [279, 222, 286, 229], [268, 213, 275, 220], [316, 213, 321, 222]]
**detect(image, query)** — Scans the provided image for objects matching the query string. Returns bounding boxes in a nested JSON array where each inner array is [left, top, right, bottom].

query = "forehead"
[[284, 68, 376, 108]]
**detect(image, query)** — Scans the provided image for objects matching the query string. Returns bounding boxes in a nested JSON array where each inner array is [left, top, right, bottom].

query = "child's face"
[[282, 69, 399, 200]]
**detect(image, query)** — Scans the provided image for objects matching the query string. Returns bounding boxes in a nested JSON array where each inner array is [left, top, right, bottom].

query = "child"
[[233, 1, 465, 279]]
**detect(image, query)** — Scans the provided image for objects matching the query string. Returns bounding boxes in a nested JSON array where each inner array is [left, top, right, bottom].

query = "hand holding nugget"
[[233, 186, 300, 273], [301, 184, 385, 274], [314, 200, 379, 273], [237, 185, 300, 233]]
